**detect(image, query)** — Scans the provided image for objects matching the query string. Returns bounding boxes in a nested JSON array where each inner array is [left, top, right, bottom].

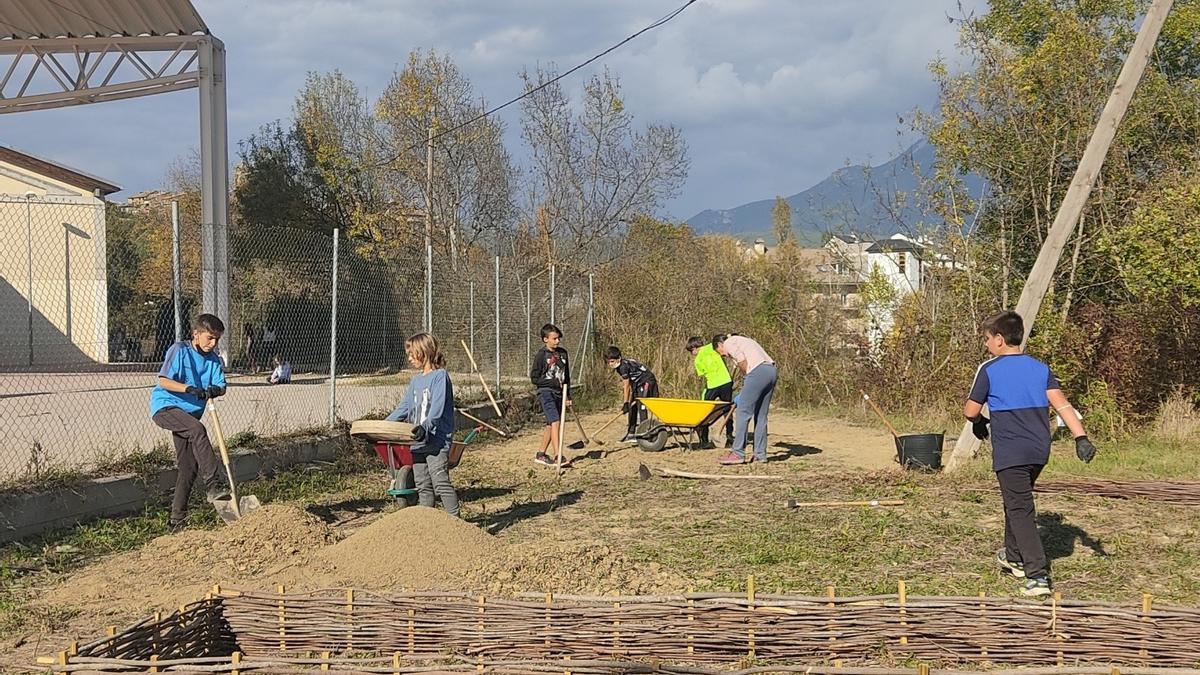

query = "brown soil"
[[460, 540, 688, 596], [40, 504, 333, 616], [301, 506, 498, 588]]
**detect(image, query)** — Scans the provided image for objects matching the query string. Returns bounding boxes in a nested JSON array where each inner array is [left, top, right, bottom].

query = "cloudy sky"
[[3, 0, 985, 220]]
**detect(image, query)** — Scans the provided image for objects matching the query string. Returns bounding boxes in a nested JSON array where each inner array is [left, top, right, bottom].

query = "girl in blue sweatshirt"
[[385, 333, 459, 516]]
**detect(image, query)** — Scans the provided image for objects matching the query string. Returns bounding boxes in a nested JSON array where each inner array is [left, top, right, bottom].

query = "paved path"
[[0, 370, 519, 480]]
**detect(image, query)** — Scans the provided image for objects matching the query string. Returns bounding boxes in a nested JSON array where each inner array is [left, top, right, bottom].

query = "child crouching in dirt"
[[149, 313, 231, 531], [386, 333, 459, 517], [964, 310, 1097, 597], [604, 346, 659, 444]]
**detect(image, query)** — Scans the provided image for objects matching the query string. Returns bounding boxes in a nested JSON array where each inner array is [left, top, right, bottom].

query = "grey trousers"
[[413, 448, 460, 517], [152, 407, 219, 521], [732, 363, 778, 461]]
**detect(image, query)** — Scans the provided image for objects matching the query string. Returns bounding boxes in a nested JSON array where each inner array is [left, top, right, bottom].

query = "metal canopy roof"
[[0, 0, 207, 41]]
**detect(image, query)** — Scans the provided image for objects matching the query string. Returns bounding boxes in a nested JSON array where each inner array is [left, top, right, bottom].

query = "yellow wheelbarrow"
[[633, 397, 733, 452]]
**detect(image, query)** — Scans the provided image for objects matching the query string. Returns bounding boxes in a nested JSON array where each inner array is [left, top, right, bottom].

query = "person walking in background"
[[687, 336, 733, 449], [261, 323, 277, 368], [713, 333, 777, 464], [243, 322, 259, 373], [385, 333, 459, 517]]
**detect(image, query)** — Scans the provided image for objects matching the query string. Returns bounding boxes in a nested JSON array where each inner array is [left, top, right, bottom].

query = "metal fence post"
[[328, 228, 339, 428], [549, 263, 556, 326], [469, 280, 475, 358], [494, 255, 501, 392], [171, 201, 182, 342], [425, 241, 433, 333], [525, 277, 531, 374], [24, 194, 34, 366]]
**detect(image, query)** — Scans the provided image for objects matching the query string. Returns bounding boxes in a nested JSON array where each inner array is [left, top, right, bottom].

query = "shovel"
[[208, 398, 261, 523]]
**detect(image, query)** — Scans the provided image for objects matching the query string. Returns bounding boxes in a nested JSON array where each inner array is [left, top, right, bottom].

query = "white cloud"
[[0, 0, 986, 218]]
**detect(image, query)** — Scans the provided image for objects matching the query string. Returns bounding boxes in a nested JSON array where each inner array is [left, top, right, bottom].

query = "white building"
[[0, 146, 120, 369]]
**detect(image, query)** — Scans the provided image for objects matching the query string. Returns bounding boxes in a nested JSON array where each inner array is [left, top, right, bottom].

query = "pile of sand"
[[461, 541, 688, 596], [41, 505, 333, 615], [302, 506, 497, 588]]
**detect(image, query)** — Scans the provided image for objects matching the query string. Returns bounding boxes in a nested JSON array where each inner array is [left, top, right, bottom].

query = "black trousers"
[[996, 464, 1047, 579], [698, 382, 734, 444], [153, 407, 220, 521], [627, 379, 660, 433]]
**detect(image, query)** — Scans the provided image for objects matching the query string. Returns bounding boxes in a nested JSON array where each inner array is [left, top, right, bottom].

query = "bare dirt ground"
[[5, 406, 1198, 668]]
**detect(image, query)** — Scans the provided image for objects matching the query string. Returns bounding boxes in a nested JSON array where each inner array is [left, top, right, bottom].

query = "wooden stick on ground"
[[785, 498, 905, 508], [456, 409, 508, 437], [461, 340, 503, 418], [641, 464, 784, 481]]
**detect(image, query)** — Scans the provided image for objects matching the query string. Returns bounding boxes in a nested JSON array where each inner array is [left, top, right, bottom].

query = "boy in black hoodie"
[[530, 323, 570, 466]]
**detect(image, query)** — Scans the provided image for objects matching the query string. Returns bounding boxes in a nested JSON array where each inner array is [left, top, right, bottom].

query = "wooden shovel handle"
[[861, 390, 900, 438]]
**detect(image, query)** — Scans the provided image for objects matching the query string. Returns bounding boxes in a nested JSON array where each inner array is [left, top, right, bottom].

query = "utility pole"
[[424, 125, 434, 333], [945, 0, 1175, 471]]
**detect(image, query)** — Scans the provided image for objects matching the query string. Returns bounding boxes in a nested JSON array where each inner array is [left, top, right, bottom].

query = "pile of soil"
[[41, 505, 333, 615], [302, 506, 498, 588], [462, 541, 688, 596]]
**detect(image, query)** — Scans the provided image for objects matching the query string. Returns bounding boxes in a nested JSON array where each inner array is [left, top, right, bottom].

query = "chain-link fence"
[[0, 197, 595, 486]]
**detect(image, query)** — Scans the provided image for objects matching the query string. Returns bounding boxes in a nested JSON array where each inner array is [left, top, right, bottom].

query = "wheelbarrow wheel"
[[638, 427, 669, 453], [389, 465, 419, 507]]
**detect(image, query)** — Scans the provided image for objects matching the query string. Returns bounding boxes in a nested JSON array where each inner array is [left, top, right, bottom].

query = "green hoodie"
[[693, 344, 732, 390]]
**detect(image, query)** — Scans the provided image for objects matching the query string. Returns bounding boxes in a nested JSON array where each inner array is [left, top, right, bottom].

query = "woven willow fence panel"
[[39, 587, 1200, 673]]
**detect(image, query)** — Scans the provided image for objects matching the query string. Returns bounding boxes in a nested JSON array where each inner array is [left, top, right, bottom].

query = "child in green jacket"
[[687, 336, 733, 449]]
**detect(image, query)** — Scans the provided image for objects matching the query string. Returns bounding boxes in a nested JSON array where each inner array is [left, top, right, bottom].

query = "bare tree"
[[519, 66, 689, 268]]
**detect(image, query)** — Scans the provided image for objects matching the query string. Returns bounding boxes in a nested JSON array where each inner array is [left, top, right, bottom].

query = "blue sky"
[[2, 0, 984, 220]]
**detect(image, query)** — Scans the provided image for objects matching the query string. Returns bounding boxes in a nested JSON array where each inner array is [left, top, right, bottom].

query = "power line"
[[385, 0, 699, 160]]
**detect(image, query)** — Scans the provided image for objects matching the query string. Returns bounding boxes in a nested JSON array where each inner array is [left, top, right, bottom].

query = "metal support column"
[[199, 37, 230, 361], [171, 201, 182, 342], [329, 228, 340, 427]]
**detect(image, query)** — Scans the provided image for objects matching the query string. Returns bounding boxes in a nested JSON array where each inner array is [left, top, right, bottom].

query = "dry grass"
[[1151, 388, 1200, 443]]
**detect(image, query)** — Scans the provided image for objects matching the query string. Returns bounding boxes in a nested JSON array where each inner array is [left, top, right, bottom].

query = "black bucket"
[[895, 433, 944, 471]]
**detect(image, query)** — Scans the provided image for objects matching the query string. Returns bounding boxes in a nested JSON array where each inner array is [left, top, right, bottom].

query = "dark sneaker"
[[167, 518, 187, 532], [997, 549, 1026, 579], [697, 441, 717, 450], [1021, 577, 1051, 597], [620, 432, 639, 445], [534, 452, 554, 466], [717, 452, 745, 465]]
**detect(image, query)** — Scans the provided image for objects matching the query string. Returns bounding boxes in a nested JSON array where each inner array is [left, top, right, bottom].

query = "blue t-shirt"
[[385, 369, 455, 454], [149, 341, 228, 419], [968, 354, 1060, 471]]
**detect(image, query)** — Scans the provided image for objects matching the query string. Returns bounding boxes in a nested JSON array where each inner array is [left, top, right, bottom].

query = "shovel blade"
[[213, 495, 262, 524]]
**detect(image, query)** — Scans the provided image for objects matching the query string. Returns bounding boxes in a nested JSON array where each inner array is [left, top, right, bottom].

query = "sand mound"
[[310, 506, 496, 588], [462, 541, 688, 596], [41, 505, 332, 615]]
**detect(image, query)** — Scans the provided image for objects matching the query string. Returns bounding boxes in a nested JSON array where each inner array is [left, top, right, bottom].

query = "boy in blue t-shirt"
[[964, 310, 1097, 597], [149, 313, 231, 529]]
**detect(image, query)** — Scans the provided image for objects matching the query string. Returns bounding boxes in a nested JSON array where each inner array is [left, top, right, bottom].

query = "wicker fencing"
[[37, 584, 1200, 673], [1035, 479, 1200, 506]]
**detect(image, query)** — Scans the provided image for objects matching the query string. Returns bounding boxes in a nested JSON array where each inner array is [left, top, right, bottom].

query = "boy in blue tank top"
[[964, 311, 1097, 597]]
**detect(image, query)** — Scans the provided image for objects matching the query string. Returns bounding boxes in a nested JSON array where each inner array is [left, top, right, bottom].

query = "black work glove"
[[185, 385, 209, 400], [1075, 436, 1097, 463], [207, 385, 226, 399], [410, 424, 427, 443], [972, 415, 990, 440], [622, 401, 631, 414]]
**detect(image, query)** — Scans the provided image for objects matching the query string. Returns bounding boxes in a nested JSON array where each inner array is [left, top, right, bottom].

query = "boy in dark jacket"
[[964, 310, 1097, 597], [604, 346, 659, 443], [530, 323, 570, 466]]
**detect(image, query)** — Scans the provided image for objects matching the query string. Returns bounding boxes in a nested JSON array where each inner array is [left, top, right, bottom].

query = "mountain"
[[686, 142, 985, 243]]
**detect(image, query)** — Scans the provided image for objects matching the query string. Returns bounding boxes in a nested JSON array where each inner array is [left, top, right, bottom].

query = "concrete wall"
[[0, 165, 108, 369]]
